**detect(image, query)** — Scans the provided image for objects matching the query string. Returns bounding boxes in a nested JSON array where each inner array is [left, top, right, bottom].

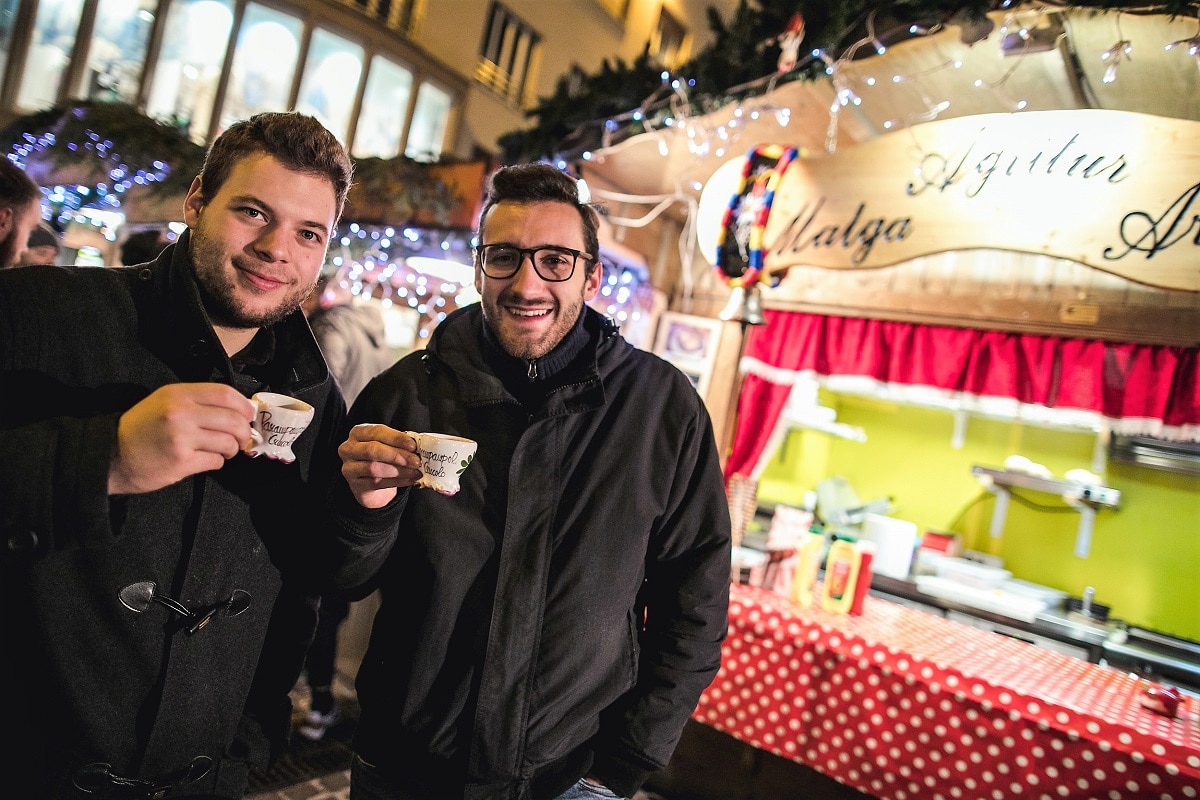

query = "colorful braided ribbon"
[[713, 144, 799, 289]]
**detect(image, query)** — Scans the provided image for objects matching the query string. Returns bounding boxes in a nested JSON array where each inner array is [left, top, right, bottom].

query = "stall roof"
[[581, 8, 1200, 211]]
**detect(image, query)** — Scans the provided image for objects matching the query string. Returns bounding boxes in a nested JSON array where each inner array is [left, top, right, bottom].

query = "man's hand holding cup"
[[338, 424, 425, 509]]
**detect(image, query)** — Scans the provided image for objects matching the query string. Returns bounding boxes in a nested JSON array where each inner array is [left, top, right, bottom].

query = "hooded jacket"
[[349, 303, 731, 800], [0, 235, 400, 799], [307, 300, 394, 406]]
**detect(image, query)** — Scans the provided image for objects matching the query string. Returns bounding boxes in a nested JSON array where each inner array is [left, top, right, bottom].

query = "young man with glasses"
[[338, 163, 732, 799]]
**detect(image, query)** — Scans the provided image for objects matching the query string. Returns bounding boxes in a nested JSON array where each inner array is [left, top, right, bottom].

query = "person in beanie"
[[19, 221, 62, 265], [337, 163, 731, 800]]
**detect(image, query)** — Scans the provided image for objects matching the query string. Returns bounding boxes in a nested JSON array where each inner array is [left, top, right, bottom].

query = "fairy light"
[[330, 223, 651, 340], [9, 122, 174, 232], [1164, 13, 1200, 59], [1101, 39, 1132, 83]]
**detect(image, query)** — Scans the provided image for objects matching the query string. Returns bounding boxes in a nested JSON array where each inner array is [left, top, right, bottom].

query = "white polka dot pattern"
[[693, 584, 1200, 799]]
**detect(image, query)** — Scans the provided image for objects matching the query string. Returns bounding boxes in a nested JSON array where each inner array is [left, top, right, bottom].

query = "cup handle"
[[245, 398, 266, 450]]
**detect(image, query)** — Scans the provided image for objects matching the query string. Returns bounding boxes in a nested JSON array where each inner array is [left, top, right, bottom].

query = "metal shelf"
[[971, 466, 1121, 558]]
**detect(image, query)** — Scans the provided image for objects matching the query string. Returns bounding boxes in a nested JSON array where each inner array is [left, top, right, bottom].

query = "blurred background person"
[[119, 227, 171, 266], [297, 266, 395, 740], [19, 222, 62, 265], [0, 160, 43, 269]]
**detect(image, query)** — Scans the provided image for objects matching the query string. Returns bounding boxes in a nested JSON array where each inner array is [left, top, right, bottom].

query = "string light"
[[1164, 13, 1200, 58], [1101, 39, 1133, 83], [578, 4, 1198, 169], [330, 223, 653, 341], [1101, 13, 1133, 84], [10, 125, 171, 231]]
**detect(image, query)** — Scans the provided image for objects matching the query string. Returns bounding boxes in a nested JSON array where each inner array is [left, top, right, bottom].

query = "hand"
[[109, 383, 257, 495], [338, 424, 423, 509]]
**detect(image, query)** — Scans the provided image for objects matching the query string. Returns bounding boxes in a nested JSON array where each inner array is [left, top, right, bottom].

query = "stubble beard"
[[189, 223, 316, 330], [0, 232, 19, 269], [485, 287, 585, 360]]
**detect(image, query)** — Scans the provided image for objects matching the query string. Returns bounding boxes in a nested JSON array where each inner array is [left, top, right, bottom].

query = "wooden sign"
[[697, 109, 1200, 292]]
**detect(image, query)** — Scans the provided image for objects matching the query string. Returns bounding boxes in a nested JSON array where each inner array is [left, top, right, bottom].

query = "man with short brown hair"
[[0, 111, 415, 799]]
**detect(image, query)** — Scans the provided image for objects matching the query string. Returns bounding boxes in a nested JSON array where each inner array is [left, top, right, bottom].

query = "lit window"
[[145, 0, 235, 144], [405, 81, 450, 162], [475, 2, 539, 106], [353, 55, 413, 159], [219, 3, 303, 134], [72, 0, 157, 104], [651, 6, 687, 69], [590, 0, 628, 22], [0, 0, 20, 81], [16, 0, 86, 111], [351, 0, 419, 35], [295, 28, 364, 146]]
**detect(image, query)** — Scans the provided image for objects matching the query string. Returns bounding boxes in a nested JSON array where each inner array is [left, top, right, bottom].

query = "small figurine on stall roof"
[[770, 12, 806, 74]]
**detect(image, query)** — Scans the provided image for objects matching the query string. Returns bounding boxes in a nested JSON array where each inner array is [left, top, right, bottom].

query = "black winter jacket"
[[0, 237, 401, 799], [349, 304, 732, 800]]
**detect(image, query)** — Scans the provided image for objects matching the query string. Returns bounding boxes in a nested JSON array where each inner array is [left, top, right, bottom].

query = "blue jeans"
[[553, 777, 623, 799], [349, 755, 623, 800]]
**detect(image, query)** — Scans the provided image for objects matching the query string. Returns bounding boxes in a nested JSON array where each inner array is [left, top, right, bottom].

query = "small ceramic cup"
[[408, 432, 477, 495], [245, 392, 315, 463]]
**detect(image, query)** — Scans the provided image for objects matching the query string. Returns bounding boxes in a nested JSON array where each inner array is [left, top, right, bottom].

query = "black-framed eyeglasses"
[[475, 244, 593, 282]]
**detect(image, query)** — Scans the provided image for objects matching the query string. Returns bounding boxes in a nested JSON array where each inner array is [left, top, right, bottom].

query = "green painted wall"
[[756, 393, 1200, 642]]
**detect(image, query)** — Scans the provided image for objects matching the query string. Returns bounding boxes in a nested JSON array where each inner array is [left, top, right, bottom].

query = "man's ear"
[[0, 206, 13, 238], [182, 176, 205, 227]]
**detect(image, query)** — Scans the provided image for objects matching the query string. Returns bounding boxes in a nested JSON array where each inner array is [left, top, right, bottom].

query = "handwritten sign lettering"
[[696, 109, 1200, 291]]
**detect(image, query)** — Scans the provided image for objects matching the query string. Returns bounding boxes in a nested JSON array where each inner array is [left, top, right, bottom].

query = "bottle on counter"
[[790, 528, 826, 608], [849, 540, 875, 616], [821, 534, 862, 614]]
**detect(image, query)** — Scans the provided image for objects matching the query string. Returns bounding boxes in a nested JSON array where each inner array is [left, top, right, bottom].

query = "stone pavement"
[[246, 768, 351, 800]]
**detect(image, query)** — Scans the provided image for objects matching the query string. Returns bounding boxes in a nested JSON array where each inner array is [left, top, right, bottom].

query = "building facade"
[[0, 0, 738, 163]]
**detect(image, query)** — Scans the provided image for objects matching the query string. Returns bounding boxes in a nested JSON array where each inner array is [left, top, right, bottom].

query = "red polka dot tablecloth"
[[693, 583, 1200, 800]]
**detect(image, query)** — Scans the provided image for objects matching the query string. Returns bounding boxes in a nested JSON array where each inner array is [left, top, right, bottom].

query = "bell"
[[719, 284, 767, 327]]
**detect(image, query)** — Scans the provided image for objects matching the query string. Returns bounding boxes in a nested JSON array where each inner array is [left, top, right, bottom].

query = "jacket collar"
[[427, 304, 624, 409]]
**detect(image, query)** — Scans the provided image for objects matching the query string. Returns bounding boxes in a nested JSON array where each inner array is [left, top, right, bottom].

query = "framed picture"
[[653, 312, 723, 398]]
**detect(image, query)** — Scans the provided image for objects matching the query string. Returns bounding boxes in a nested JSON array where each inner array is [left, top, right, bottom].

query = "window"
[[352, 55, 412, 158], [405, 81, 450, 161], [349, 0, 418, 35], [16, 0, 86, 111], [0, 0, 18, 80], [651, 6, 687, 69], [219, 3, 303, 134], [590, 0, 628, 22], [475, 2, 538, 106], [145, 0, 235, 143], [72, 0, 157, 104], [295, 28, 364, 145]]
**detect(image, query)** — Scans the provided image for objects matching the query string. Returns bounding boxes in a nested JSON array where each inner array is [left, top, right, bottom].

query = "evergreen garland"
[[497, 0, 1198, 164], [0, 101, 464, 225]]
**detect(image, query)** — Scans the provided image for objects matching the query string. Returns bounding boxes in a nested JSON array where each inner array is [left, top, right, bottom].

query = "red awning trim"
[[725, 311, 1200, 481]]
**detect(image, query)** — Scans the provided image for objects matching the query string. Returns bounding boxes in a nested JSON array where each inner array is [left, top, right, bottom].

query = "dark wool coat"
[[0, 236, 400, 799], [349, 304, 732, 800]]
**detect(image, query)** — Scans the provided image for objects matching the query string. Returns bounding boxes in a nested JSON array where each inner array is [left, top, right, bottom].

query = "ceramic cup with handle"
[[408, 432, 477, 495], [244, 392, 315, 463]]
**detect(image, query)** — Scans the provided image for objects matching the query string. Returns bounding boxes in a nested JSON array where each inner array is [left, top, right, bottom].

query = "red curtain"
[[724, 311, 1200, 481]]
